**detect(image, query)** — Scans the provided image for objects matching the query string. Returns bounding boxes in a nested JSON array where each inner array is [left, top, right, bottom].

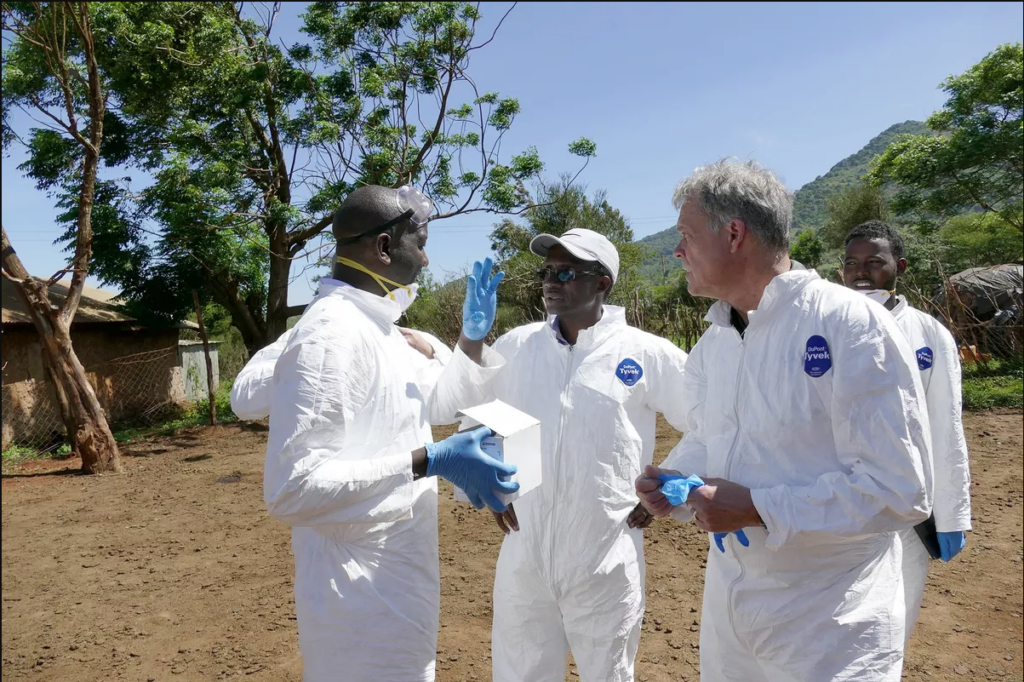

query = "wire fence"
[[2, 347, 190, 451]]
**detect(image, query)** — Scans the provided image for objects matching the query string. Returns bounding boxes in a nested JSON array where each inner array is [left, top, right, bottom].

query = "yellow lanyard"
[[335, 257, 412, 301]]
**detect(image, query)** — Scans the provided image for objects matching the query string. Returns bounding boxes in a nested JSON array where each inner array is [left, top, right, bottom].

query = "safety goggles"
[[337, 185, 433, 246], [535, 266, 606, 283]]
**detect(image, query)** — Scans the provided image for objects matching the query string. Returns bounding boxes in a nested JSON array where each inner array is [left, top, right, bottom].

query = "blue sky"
[[3, 1, 1022, 307]]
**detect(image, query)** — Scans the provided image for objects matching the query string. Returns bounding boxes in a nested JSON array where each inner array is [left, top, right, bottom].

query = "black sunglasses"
[[535, 266, 605, 283]]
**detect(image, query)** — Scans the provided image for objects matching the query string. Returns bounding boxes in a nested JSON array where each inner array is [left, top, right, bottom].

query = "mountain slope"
[[790, 120, 929, 233], [638, 120, 929, 281]]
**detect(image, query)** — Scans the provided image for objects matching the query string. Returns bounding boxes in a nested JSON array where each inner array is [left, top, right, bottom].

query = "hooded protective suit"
[[661, 270, 932, 682], [429, 306, 689, 682], [890, 296, 971, 642], [263, 279, 455, 682]]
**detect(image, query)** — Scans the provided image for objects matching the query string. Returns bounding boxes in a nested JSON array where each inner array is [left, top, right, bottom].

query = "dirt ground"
[[2, 412, 1022, 682]]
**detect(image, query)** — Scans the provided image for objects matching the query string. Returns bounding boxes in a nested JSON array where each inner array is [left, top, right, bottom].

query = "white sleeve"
[[230, 330, 293, 420], [643, 337, 689, 431], [263, 333, 416, 527], [425, 334, 516, 425], [750, 321, 933, 549], [658, 340, 707, 524], [927, 324, 972, 532]]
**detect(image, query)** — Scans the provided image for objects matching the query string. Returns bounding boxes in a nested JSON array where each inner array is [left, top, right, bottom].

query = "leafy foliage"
[[489, 177, 644, 326], [407, 178, 644, 346], [790, 229, 824, 269], [869, 43, 1023, 233], [939, 212, 1023, 270], [819, 182, 892, 249], [6, 2, 595, 352]]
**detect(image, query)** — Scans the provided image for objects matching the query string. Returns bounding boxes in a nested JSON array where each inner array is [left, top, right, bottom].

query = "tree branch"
[[287, 213, 333, 249], [469, 2, 516, 52], [264, 87, 291, 204], [405, 65, 456, 184], [61, 1, 105, 325]]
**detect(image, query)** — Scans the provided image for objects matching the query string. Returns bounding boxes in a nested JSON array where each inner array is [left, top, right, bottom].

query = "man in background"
[[843, 219, 971, 642]]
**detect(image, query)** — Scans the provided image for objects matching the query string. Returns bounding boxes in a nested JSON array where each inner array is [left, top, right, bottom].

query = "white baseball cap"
[[529, 228, 620, 283]]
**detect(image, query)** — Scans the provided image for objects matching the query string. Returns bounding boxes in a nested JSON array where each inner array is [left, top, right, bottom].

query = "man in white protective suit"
[[231, 322, 452, 421], [634, 159, 934, 682], [263, 184, 518, 682], [843, 219, 972, 643], [427, 229, 691, 682]]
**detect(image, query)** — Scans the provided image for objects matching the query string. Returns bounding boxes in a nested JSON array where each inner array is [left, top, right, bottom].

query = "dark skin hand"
[[411, 447, 428, 480], [492, 501, 652, 534], [493, 502, 519, 534], [627, 501, 654, 529]]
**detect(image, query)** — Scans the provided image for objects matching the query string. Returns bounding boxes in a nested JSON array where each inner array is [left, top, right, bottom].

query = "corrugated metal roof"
[[2, 276, 198, 329]]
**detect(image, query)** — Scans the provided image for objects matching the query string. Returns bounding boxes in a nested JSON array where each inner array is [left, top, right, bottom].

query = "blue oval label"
[[804, 335, 832, 378], [916, 347, 933, 371], [615, 358, 643, 386]]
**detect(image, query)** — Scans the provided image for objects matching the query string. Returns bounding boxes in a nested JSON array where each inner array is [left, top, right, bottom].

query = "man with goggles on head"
[[428, 228, 691, 682], [263, 184, 518, 682], [231, 186, 452, 421]]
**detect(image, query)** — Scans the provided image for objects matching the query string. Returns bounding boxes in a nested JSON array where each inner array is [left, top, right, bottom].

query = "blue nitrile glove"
[[938, 531, 966, 562], [658, 473, 707, 505], [462, 257, 505, 341], [425, 426, 519, 512], [713, 529, 750, 553], [657, 473, 749, 553]]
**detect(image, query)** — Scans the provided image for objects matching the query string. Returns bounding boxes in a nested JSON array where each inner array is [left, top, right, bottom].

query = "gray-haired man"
[[635, 159, 933, 681]]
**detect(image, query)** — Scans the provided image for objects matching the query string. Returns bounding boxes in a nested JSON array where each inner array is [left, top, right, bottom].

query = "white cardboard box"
[[452, 399, 542, 506]]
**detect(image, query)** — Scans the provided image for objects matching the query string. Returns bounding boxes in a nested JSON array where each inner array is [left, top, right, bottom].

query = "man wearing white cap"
[[429, 228, 691, 682]]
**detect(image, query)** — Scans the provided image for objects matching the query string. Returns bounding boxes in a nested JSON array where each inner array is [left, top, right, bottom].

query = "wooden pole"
[[192, 291, 217, 426]]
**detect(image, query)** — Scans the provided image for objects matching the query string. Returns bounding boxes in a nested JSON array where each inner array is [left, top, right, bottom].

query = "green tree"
[[21, 2, 595, 354], [790, 229, 824, 269], [488, 177, 643, 328], [939, 212, 1024, 270], [2, 1, 122, 473], [869, 43, 1023, 233], [819, 182, 892, 249]]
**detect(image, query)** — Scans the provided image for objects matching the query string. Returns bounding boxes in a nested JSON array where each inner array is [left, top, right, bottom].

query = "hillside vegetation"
[[638, 120, 930, 281]]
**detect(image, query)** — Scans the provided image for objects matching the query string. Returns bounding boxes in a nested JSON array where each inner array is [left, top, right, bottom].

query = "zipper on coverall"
[[722, 328, 747, 636], [548, 344, 576, 592]]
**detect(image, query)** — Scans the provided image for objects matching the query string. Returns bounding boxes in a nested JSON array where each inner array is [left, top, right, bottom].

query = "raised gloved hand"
[[657, 473, 749, 553], [462, 257, 505, 341], [425, 426, 518, 512], [937, 531, 966, 562]]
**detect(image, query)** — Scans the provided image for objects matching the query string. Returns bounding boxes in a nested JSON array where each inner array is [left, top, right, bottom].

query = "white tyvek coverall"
[[430, 306, 689, 682], [661, 270, 933, 682], [263, 280, 454, 682], [231, 288, 451, 420], [231, 330, 296, 420], [889, 296, 971, 643]]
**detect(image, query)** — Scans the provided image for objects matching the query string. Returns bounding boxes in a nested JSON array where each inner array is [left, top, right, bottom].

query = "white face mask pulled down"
[[335, 256, 419, 321], [391, 283, 419, 314], [856, 288, 896, 307]]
